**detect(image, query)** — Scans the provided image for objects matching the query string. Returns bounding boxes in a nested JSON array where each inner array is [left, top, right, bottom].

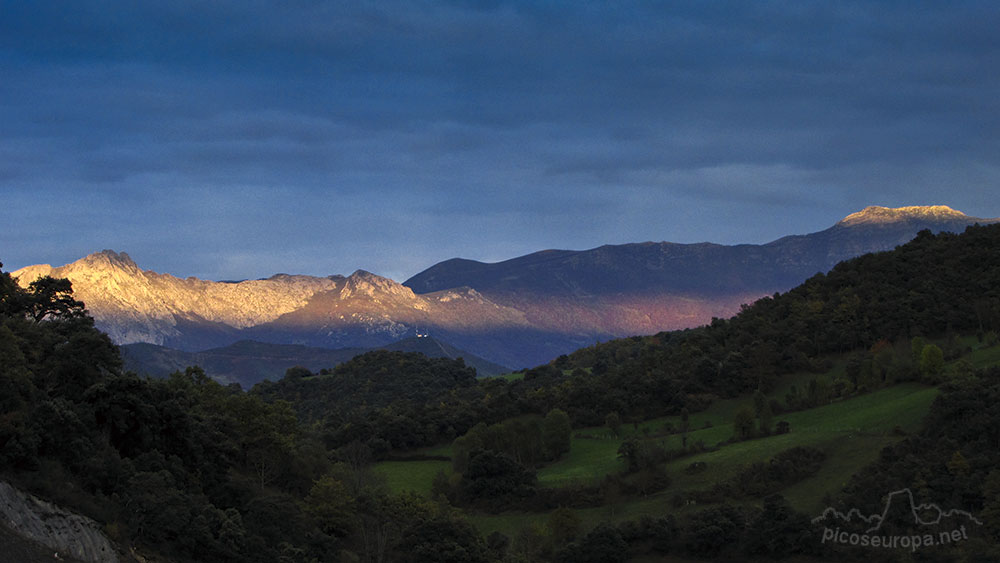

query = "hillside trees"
[[0, 262, 512, 562], [0, 263, 348, 561], [460, 448, 536, 506], [834, 367, 1000, 561], [561, 225, 1000, 404]]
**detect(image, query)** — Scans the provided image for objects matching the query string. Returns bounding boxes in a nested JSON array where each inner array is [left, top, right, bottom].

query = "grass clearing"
[[967, 342, 1000, 368], [536, 363, 850, 488], [491, 371, 525, 382], [374, 459, 451, 496]]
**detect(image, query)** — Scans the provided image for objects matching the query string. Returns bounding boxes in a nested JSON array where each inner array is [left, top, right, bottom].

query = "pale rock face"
[[10, 250, 528, 349], [339, 270, 420, 303], [0, 481, 119, 563], [12, 250, 342, 345], [837, 205, 973, 226]]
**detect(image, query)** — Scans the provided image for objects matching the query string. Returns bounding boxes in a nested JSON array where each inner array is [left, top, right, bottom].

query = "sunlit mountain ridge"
[[14, 205, 998, 367]]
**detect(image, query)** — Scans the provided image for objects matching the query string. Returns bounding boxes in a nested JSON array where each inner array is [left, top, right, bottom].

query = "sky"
[[2, 1, 999, 282]]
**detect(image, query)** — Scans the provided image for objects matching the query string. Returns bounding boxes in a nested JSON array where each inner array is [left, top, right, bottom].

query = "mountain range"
[[12, 205, 998, 370]]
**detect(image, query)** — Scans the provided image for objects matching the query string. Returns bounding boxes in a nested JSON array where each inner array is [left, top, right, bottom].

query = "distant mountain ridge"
[[403, 205, 998, 346], [13, 205, 997, 367], [405, 205, 999, 297]]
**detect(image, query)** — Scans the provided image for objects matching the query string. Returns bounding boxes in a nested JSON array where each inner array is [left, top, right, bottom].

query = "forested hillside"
[[2, 224, 1000, 562], [0, 263, 488, 562], [565, 225, 1000, 396]]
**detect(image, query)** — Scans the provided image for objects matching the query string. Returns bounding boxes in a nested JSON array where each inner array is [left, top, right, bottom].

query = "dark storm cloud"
[[1, 1, 998, 280]]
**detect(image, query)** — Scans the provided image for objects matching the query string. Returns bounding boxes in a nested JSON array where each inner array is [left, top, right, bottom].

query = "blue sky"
[[2, 1, 999, 281]]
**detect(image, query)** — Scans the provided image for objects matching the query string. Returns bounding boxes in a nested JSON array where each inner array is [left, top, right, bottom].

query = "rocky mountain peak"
[[341, 269, 416, 300], [837, 205, 970, 226], [75, 249, 141, 273]]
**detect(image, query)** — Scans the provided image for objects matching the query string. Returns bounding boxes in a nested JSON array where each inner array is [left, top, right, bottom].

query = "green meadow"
[[374, 339, 999, 538], [375, 380, 939, 535]]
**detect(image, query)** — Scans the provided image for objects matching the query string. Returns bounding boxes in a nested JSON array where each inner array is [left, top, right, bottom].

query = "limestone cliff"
[[0, 482, 119, 563]]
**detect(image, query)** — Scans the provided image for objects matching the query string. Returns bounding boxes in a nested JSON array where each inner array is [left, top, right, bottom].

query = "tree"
[[806, 377, 831, 406], [946, 450, 970, 477], [982, 469, 1000, 541], [394, 511, 492, 563], [870, 339, 895, 383], [305, 474, 355, 538], [0, 262, 27, 316], [617, 438, 642, 472], [512, 522, 551, 562], [679, 408, 690, 448], [547, 506, 581, 546], [683, 504, 744, 557], [542, 408, 572, 459], [733, 406, 756, 441], [283, 365, 312, 380], [742, 494, 813, 557], [605, 412, 622, 438], [227, 395, 299, 490], [753, 390, 773, 434], [452, 423, 487, 473], [461, 449, 535, 502], [25, 276, 85, 322], [752, 390, 767, 417], [911, 336, 928, 365], [920, 344, 945, 381], [758, 401, 774, 434], [124, 470, 194, 544], [558, 524, 628, 563]]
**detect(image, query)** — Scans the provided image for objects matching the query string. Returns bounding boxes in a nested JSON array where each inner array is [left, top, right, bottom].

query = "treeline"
[[252, 351, 486, 455], [477, 494, 818, 562], [253, 350, 480, 420]]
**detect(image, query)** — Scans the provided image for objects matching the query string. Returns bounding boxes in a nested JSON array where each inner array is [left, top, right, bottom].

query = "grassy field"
[[470, 383, 938, 537], [491, 371, 525, 382], [376, 381, 938, 535], [371, 343, 990, 539], [534, 366, 848, 488], [967, 341, 1000, 368], [375, 459, 452, 496]]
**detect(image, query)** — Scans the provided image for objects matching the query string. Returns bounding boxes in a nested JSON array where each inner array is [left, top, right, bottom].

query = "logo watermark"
[[813, 488, 982, 552]]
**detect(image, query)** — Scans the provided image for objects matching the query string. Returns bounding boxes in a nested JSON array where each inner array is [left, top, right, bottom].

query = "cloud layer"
[[2, 1, 998, 280]]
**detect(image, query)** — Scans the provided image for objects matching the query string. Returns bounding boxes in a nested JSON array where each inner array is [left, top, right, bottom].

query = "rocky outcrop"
[[0, 482, 119, 563]]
